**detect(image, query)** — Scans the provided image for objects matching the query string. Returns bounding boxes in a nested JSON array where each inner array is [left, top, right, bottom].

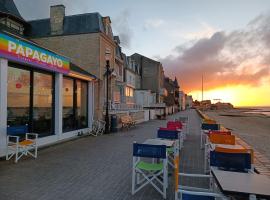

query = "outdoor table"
[[211, 167, 270, 200], [143, 138, 174, 147]]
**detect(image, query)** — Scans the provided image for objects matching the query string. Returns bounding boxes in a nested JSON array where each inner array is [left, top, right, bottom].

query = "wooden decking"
[[0, 110, 211, 200]]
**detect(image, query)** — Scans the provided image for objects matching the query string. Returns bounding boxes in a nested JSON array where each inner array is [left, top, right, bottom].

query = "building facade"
[[26, 5, 117, 120], [130, 53, 165, 103], [0, 1, 95, 156]]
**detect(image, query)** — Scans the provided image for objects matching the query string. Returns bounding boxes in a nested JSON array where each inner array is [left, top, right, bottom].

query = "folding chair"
[[6, 125, 38, 163], [157, 129, 180, 168], [204, 134, 236, 172], [201, 123, 220, 149], [208, 130, 231, 135], [132, 143, 168, 199], [209, 150, 253, 173], [174, 157, 227, 200]]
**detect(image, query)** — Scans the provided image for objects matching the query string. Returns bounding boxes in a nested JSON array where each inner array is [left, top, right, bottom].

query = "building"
[[0, 0, 96, 156], [163, 76, 180, 113], [130, 53, 166, 103], [186, 95, 193, 108], [25, 5, 117, 120]]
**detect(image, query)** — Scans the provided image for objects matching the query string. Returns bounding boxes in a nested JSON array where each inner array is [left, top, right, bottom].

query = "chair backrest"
[[7, 125, 28, 136], [157, 130, 179, 140], [201, 123, 220, 131], [167, 121, 182, 129], [209, 130, 231, 135], [133, 143, 166, 159], [209, 134, 235, 145], [210, 151, 251, 172], [159, 127, 178, 131]]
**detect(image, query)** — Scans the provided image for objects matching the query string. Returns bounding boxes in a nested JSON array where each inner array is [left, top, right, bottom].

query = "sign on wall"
[[0, 33, 70, 74]]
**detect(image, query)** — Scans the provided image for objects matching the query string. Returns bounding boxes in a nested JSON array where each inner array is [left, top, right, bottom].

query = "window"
[[63, 77, 88, 132], [33, 72, 53, 135], [7, 67, 30, 126], [7, 65, 54, 137], [63, 77, 75, 132], [76, 80, 88, 129], [125, 87, 134, 97]]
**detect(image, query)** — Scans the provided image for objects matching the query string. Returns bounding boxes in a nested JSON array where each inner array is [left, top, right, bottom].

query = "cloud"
[[160, 13, 270, 92], [112, 9, 133, 49], [143, 19, 165, 30]]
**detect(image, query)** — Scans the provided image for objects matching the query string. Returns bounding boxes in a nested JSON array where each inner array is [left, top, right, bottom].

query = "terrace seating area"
[[1, 109, 270, 200]]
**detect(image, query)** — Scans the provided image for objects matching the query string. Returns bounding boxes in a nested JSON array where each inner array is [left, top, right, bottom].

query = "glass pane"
[[63, 77, 75, 132], [7, 67, 30, 126], [76, 80, 88, 129], [33, 72, 53, 135]]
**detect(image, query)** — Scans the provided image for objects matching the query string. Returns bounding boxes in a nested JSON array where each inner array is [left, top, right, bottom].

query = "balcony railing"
[[104, 101, 143, 111]]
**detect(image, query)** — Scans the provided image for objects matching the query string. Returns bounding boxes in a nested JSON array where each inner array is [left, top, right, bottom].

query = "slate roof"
[[0, 0, 25, 22], [26, 12, 105, 38]]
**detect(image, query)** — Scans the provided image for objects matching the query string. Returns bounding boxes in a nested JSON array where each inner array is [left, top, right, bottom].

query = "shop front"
[[0, 32, 95, 156]]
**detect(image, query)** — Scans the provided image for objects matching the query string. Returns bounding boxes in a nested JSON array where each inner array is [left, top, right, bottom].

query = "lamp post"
[[104, 49, 112, 134]]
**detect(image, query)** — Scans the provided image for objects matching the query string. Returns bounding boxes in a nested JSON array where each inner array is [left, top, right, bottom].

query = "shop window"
[[33, 72, 53, 135], [63, 77, 75, 132], [7, 65, 54, 137], [63, 77, 88, 132], [76, 80, 88, 129], [7, 67, 30, 126]]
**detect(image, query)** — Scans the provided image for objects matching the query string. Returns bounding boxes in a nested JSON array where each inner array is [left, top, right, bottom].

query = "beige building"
[[26, 5, 117, 119]]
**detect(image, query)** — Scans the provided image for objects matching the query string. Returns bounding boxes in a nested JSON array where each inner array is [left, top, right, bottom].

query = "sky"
[[15, 0, 270, 106]]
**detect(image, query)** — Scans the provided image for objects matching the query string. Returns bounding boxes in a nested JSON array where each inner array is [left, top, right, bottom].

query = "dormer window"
[[0, 18, 24, 35]]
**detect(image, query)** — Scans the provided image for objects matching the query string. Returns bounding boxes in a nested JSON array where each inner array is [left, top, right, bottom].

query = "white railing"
[[104, 101, 143, 111]]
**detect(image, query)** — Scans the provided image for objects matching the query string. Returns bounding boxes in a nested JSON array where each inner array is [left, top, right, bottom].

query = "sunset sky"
[[15, 0, 270, 107]]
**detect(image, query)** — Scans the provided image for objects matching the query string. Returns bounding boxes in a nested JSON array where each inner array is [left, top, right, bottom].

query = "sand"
[[205, 108, 270, 160]]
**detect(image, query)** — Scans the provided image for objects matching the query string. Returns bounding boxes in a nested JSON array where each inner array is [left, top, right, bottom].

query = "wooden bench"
[[120, 115, 136, 130]]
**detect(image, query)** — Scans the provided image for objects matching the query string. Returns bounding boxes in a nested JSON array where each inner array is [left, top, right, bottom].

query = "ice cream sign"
[[0, 33, 70, 74]]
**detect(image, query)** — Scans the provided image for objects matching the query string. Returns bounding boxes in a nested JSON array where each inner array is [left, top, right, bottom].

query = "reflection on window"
[[7, 67, 30, 126], [63, 77, 75, 132], [76, 80, 88, 129], [33, 72, 53, 135]]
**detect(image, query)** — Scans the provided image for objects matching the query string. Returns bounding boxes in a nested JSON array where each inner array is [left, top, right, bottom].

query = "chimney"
[[50, 5, 65, 35]]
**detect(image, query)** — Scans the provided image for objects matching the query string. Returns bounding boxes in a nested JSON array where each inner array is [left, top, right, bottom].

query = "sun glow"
[[189, 84, 270, 107]]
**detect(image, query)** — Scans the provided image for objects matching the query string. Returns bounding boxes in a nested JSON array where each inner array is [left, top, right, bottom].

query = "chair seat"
[[136, 161, 163, 171], [182, 193, 215, 200], [19, 140, 34, 146], [166, 147, 174, 153]]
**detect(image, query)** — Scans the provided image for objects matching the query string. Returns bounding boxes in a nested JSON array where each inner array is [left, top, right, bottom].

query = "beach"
[[205, 108, 270, 160]]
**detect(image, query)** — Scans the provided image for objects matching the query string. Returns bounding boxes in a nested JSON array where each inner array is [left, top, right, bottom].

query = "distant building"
[[130, 53, 166, 103], [186, 95, 193, 108], [163, 76, 180, 113]]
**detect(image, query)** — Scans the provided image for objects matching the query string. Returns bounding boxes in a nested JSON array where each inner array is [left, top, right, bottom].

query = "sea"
[[241, 107, 270, 116]]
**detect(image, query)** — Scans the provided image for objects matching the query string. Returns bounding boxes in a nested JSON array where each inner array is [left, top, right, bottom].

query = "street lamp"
[[104, 49, 113, 134]]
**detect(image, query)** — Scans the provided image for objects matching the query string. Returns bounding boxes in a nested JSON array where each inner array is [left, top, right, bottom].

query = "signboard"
[[0, 33, 70, 74]]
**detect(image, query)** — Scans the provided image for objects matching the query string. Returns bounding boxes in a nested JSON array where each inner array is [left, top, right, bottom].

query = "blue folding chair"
[[132, 143, 168, 199], [178, 189, 226, 200], [210, 151, 252, 173], [201, 124, 220, 149]]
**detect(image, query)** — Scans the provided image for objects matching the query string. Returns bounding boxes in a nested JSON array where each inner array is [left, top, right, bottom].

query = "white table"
[[211, 167, 270, 199], [143, 138, 174, 147]]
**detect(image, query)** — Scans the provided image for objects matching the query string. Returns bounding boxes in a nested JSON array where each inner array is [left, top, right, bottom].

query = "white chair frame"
[[132, 156, 168, 199], [6, 133, 38, 163]]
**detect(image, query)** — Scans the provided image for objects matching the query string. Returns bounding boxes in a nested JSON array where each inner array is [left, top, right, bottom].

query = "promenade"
[[0, 109, 205, 200]]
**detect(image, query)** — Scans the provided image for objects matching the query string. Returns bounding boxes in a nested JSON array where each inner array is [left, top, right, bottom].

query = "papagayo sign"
[[0, 33, 70, 74]]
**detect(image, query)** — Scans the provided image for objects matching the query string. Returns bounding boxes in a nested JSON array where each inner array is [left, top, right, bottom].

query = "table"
[[143, 138, 174, 147], [211, 167, 270, 199]]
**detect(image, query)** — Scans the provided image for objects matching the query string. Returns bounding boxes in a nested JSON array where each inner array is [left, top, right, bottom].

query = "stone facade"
[[31, 32, 116, 119], [131, 53, 165, 103]]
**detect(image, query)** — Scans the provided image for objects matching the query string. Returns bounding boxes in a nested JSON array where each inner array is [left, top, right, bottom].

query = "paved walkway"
[[0, 109, 205, 200]]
